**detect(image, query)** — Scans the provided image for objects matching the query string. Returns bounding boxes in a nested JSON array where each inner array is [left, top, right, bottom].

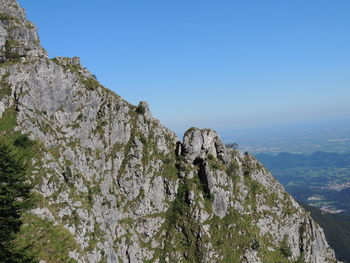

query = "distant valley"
[[256, 151, 350, 214], [255, 151, 350, 262]]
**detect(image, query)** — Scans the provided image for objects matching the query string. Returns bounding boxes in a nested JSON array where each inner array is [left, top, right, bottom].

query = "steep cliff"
[[0, 1, 340, 263]]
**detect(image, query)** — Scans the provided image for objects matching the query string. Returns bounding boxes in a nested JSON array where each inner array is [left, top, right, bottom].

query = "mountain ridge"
[[0, 0, 341, 262]]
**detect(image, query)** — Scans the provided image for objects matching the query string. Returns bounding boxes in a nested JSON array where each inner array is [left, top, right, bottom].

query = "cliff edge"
[[0, 1, 340, 262]]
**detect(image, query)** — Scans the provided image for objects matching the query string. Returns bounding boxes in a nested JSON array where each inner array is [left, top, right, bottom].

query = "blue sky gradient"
[[19, 0, 350, 134]]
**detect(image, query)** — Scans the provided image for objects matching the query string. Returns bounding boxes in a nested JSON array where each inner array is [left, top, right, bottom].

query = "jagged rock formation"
[[0, 1, 341, 262], [0, 0, 46, 63]]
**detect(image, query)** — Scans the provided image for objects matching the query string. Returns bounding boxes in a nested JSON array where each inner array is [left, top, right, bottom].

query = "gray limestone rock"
[[0, 1, 341, 262], [0, 0, 47, 62], [182, 127, 228, 164]]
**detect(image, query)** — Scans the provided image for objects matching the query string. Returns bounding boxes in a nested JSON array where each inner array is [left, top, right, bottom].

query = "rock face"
[[0, 0, 46, 63], [0, 1, 341, 263]]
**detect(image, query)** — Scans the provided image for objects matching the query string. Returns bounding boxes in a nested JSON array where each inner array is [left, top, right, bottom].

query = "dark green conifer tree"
[[0, 139, 37, 262]]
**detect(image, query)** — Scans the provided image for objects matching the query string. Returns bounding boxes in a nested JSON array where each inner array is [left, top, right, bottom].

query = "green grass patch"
[[0, 13, 12, 21], [207, 210, 260, 263], [0, 72, 11, 97], [15, 213, 79, 263], [0, 106, 17, 132], [5, 39, 21, 62]]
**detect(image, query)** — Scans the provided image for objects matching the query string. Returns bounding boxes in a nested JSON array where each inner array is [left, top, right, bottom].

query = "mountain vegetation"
[[0, 0, 341, 262], [0, 134, 37, 262]]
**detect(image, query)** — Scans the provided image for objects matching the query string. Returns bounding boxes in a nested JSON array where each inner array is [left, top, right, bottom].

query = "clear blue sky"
[[19, 0, 350, 134]]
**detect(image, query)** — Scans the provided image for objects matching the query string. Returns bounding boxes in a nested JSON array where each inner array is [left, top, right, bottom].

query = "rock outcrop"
[[0, 1, 341, 262], [0, 0, 46, 63]]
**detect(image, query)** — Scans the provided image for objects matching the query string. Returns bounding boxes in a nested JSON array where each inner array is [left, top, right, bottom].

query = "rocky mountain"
[[0, 0, 341, 262]]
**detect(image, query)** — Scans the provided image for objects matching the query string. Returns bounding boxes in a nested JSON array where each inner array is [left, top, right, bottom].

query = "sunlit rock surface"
[[0, 1, 340, 262]]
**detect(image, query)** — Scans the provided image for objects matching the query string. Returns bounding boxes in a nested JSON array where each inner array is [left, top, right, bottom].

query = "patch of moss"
[[206, 209, 260, 263], [0, 72, 11, 96], [207, 155, 226, 171], [5, 39, 21, 62], [242, 154, 255, 177], [145, 180, 204, 263], [95, 120, 107, 136], [226, 159, 240, 178], [279, 235, 292, 258], [266, 192, 279, 207], [12, 135, 34, 152], [161, 157, 178, 181], [83, 77, 100, 91], [0, 13, 12, 21], [258, 232, 295, 263], [76, 113, 84, 121], [85, 223, 105, 252], [0, 105, 17, 132], [123, 188, 145, 212], [259, 249, 290, 263], [15, 213, 79, 263], [140, 130, 155, 167]]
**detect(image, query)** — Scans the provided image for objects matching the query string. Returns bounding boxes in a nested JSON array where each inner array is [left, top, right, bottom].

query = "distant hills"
[[221, 119, 350, 154], [256, 151, 350, 213], [257, 151, 350, 169]]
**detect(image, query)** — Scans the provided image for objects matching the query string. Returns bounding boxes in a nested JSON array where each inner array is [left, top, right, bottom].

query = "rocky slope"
[[0, 1, 340, 262]]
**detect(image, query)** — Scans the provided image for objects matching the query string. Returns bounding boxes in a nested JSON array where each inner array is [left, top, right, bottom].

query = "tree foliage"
[[0, 138, 37, 262], [279, 235, 292, 258], [225, 142, 239, 149]]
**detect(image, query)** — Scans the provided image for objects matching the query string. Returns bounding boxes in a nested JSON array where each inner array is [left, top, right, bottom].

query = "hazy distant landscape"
[[221, 119, 350, 154], [222, 119, 350, 214]]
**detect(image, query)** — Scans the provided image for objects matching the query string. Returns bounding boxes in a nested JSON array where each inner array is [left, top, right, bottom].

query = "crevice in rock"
[[126, 248, 131, 263], [299, 221, 306, 254], [308, 217, 314, 238], [193, 157, 211, 199], [14, 90, 19, 112], [62, 166, 73, 185]]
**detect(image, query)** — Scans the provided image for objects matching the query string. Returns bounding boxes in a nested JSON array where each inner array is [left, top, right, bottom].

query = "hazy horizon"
[[20, 0, 350, 133]]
